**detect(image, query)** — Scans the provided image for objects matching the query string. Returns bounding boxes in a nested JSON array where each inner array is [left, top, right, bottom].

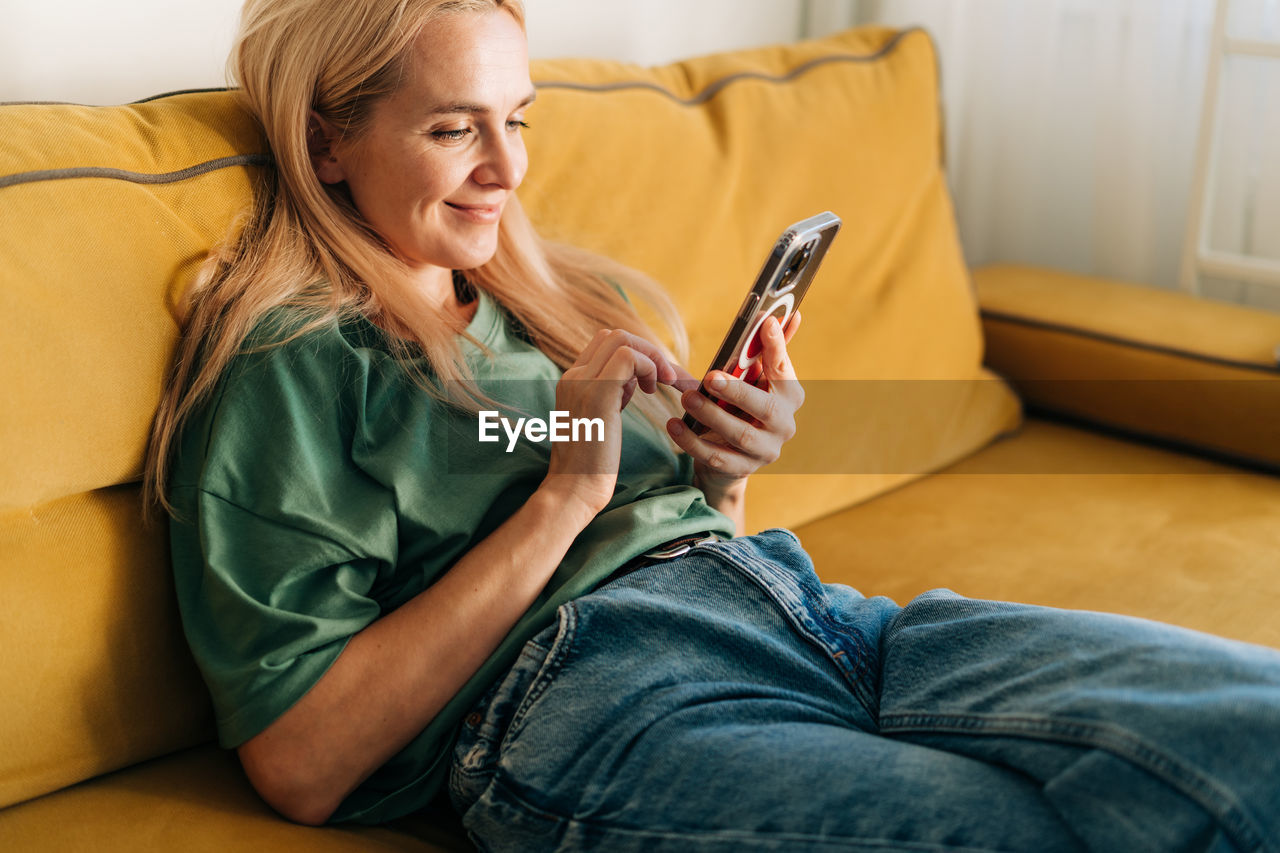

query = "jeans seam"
[[502, 601, 579, 747], [881, 711, 1270, 852], [697, 539, 881, 721]]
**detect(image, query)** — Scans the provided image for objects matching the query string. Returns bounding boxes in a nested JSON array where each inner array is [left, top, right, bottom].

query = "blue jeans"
[[448, 529, 1280, 851]]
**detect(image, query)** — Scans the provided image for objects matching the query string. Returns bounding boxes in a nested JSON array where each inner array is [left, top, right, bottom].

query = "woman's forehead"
[[400, 9, 531, 107]]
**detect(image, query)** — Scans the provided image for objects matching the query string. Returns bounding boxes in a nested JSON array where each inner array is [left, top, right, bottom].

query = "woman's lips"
[[445, 201, 501, 224]]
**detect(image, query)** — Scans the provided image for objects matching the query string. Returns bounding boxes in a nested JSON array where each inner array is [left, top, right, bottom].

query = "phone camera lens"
[[773, 241, 815, 294]]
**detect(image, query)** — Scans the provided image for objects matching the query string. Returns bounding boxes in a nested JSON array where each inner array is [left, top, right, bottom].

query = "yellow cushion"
[[0, 487, 213, 809], [796, 417, 1280, 650], [0, 746, 455, 852], [523, 27, 1021, 530], [0, 95, 268, 511], [1, 94, 262, 808], [976, 264, 1280, 470]]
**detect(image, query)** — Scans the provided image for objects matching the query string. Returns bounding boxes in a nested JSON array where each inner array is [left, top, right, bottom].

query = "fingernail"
[[707, 374, 727, 390], [667, 419, 684, 436], [685, 392, 703, 409]]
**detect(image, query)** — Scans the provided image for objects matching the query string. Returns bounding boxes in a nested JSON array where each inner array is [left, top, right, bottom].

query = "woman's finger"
[[665, 418, 760, 479], [573, 327, 613, 368], [760, 315, 799, 383], [782, 309, 801, 344], [679, 383, 780, 454], [620, 376, 638, 410], [579, 329, 680, 389], [692, 329, 800, 430], [599, 344, 665, 403]]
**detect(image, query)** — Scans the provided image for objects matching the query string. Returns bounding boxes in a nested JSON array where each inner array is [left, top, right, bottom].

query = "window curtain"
[[806, 0, 1280, 311]]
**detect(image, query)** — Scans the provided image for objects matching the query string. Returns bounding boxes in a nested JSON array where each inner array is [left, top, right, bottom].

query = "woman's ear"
[[307, 111, 346, 185]]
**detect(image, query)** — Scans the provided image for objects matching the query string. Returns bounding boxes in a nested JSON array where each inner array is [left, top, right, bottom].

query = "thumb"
[[761, 315, 797, 381]]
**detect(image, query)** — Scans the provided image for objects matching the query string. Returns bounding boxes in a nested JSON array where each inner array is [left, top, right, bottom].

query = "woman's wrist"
[[534, 475, 607, 531], [697, 473, 747, 536]]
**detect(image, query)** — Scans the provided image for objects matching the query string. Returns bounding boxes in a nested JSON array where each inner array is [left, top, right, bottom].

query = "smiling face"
[[315, 8, 533, 296]]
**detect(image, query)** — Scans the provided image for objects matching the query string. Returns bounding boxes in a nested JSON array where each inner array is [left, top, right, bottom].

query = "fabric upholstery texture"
[[0, 97, 268, 510], [0, 746, 458, 852], [976, 264, 1280, 472], [0, 486, 212, 809], [797, 416, 1280, 650], [0, 95, 267, 811]]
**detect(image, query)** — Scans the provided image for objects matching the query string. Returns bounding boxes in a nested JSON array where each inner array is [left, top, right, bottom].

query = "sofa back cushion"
[[521, 26, 1020, 530], [0, 26, 1018, 807], [0, 94, 264, 809]]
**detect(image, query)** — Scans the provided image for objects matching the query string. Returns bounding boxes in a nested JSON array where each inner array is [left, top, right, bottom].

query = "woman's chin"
[[450, 235, 502, 271]]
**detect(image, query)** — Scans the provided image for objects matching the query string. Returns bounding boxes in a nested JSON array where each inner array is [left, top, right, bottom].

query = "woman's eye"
[[508, 120, 530, 131], [431, 128, 471, 141]]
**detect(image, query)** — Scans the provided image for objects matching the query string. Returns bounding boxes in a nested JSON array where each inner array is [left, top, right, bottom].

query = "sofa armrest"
[[974, 264, 1280, 471]]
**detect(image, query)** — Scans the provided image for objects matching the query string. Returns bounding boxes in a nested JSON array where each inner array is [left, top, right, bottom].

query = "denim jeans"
[[448, 528, 1280, 851]]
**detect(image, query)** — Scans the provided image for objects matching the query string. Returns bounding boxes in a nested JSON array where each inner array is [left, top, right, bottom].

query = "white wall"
[[843, 0, 1280, 310], [1, 0, 807, 105], [0, 0, 243, 104], [527, 0, 804, 66]]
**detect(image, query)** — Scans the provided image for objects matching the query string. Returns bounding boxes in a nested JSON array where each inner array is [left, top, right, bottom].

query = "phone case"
[[682, 211, 841, 435]]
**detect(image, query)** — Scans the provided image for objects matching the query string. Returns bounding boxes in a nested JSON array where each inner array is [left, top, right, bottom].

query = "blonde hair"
[[143, 0, 689, 517]]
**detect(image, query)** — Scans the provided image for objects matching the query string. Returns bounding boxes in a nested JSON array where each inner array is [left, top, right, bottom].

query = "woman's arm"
[[696, 476, 747, 537], [237, 328, 685, 826], [237, 484, 596, 825]]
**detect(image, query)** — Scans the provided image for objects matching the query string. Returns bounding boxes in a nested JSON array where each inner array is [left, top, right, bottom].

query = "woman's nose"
[[475, 130, 526, 190]]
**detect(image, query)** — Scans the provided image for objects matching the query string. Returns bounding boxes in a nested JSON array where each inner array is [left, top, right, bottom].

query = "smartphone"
[[682, 211, 841, 435]]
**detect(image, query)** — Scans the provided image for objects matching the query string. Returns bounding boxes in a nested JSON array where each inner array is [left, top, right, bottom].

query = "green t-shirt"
[[168, 289, 734, 823]]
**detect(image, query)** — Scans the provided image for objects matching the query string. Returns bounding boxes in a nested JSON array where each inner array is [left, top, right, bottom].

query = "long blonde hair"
[[143, 0, 689, 517]]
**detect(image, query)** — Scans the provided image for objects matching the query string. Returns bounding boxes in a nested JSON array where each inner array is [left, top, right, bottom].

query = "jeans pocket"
[[449, 605, 578, 815], [698, 530, 898, 723], [502, 601, 580, 746]]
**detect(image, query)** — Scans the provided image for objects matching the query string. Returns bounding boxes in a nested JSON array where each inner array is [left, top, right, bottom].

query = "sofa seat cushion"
[[794, 417, 1280, 649], [0, 745, 465, 852]]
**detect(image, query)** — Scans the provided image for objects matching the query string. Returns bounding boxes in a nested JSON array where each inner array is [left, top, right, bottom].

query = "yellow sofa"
[[3, 25, 1280, 851]]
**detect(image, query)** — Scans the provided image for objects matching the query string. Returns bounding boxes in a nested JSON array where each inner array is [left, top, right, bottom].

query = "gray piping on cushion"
[[133, 87, 234, 104], [533, 27, 920, 106], [0, 153, 272, 192], [3, 30, 920, 188], [980, 308, 1280, 374], [0, 87, 235, 107]]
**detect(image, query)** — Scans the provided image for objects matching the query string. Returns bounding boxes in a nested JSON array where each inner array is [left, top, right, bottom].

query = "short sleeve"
[[172, 492, 383, 747], [167, 317, 396, 748]]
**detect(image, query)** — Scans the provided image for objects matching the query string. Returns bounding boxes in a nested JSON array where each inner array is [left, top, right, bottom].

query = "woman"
[[145, 0, 1280, 849]]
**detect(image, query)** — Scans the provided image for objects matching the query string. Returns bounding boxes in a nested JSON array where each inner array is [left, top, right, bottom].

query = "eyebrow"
[[427, 90, 537, 116]]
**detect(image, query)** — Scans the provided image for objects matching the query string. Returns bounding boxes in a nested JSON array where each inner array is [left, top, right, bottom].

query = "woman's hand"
[[666, 312, 804, 522], [541, 328, 694, 520]]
